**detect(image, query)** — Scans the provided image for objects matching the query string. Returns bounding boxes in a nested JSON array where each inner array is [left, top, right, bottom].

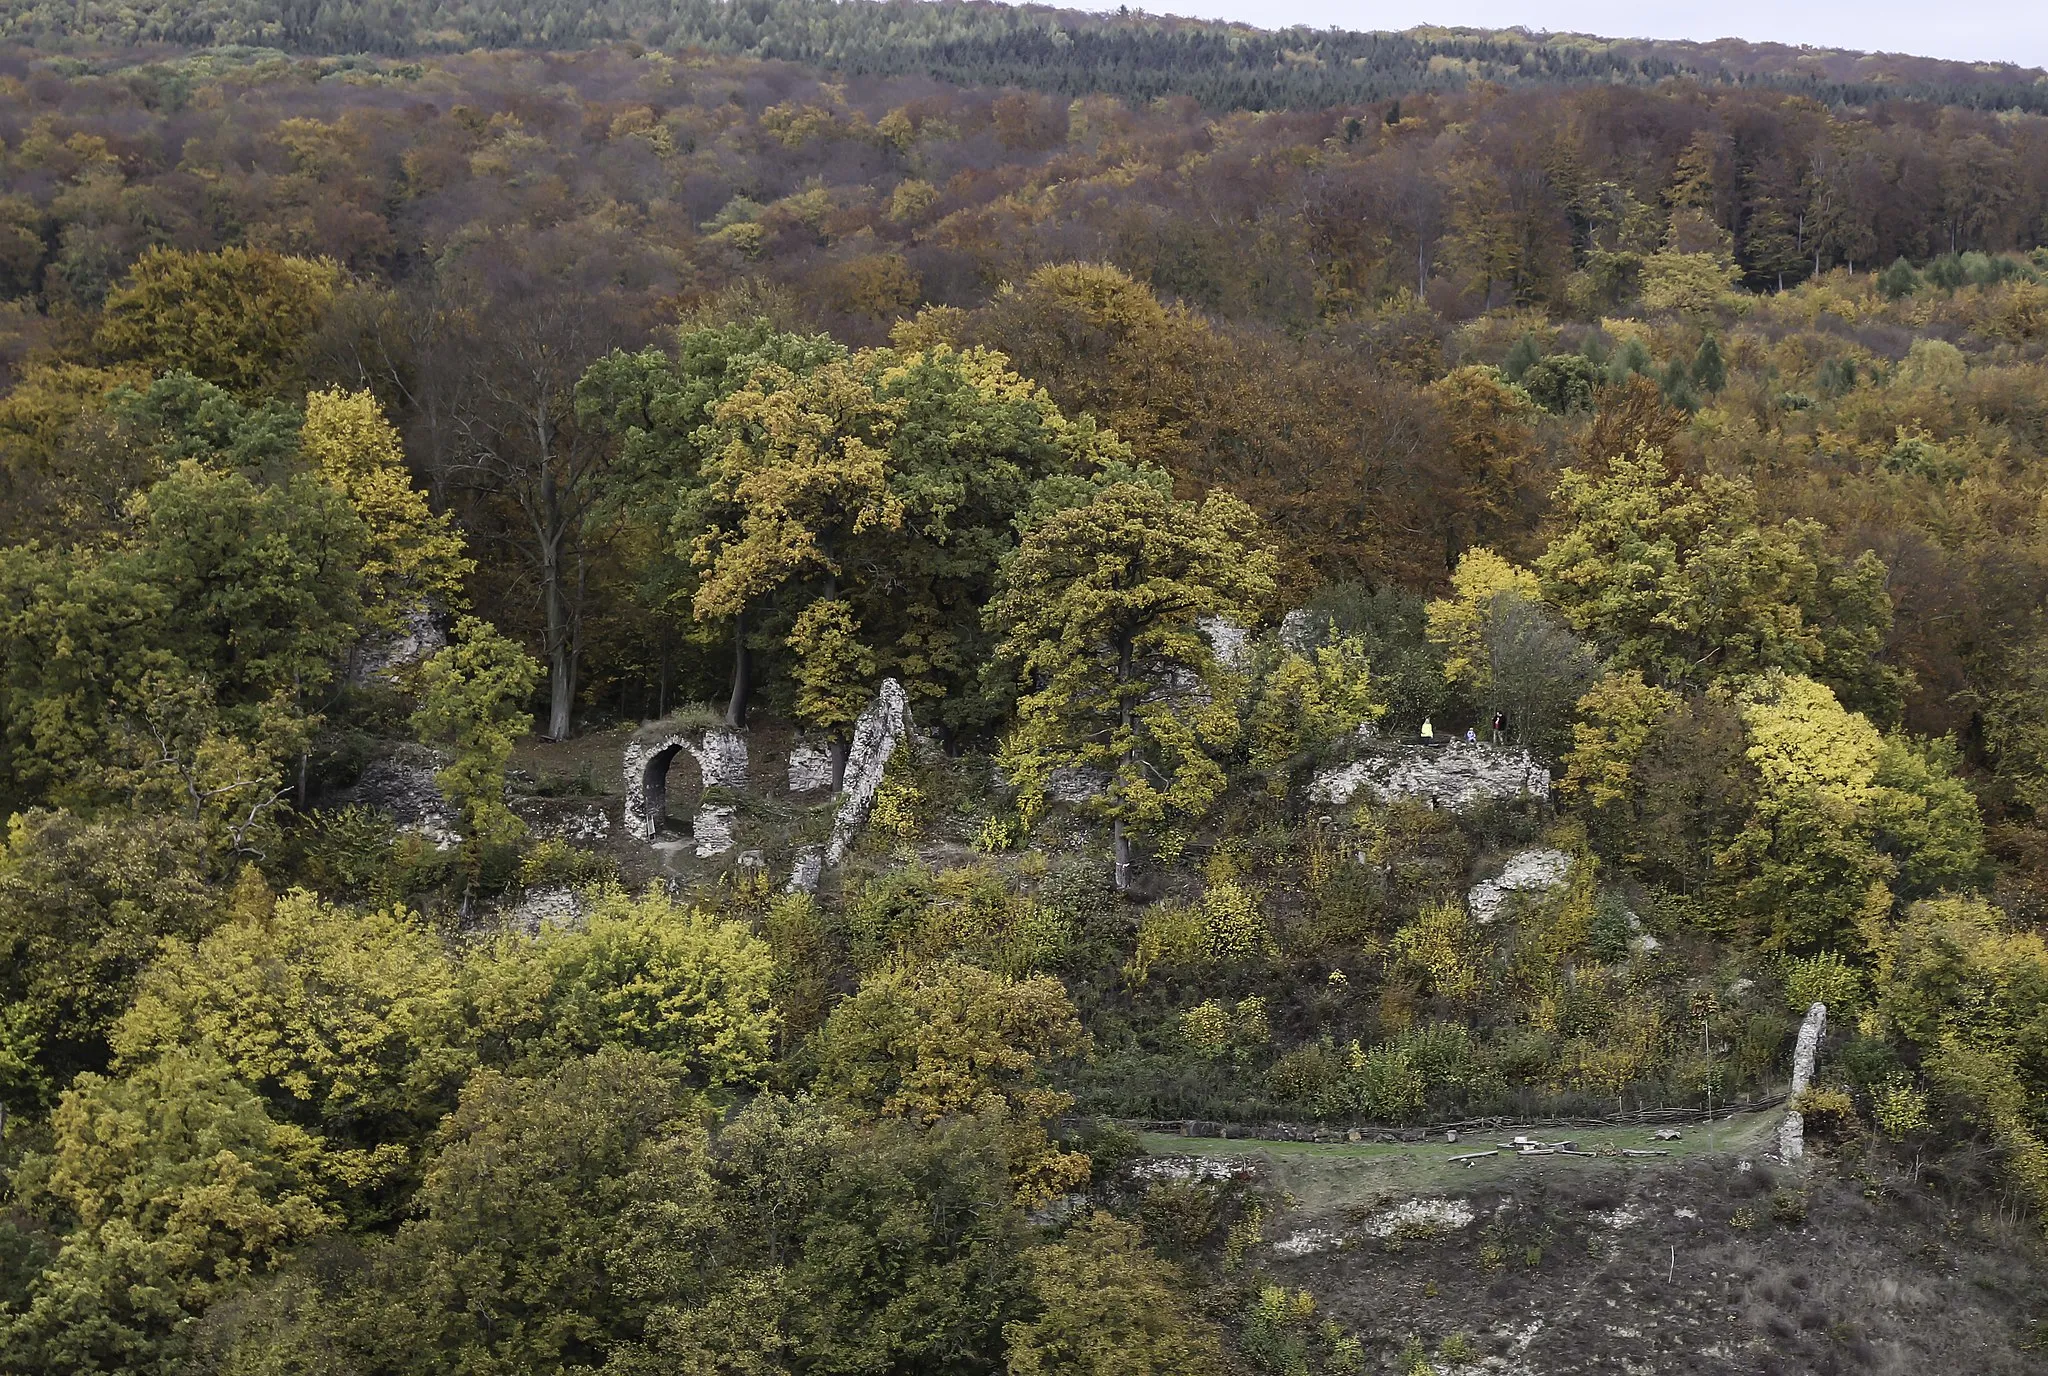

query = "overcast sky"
[[1092, 1, 2048, 71]]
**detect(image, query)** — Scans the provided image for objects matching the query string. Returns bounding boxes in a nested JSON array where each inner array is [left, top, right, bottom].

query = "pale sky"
[[1090, 1, 2048, 72]]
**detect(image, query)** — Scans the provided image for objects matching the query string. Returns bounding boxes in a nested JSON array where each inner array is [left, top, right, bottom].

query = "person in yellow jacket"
[[1420, 717, 1434, 741]]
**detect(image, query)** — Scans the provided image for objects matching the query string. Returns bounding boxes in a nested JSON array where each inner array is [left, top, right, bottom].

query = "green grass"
[[1138, 1108, 1781, 1207]]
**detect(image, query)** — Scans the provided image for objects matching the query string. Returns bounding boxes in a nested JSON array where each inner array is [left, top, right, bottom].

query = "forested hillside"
[[8, 0, 2048, 112], [3, 21, 2048, 1376]]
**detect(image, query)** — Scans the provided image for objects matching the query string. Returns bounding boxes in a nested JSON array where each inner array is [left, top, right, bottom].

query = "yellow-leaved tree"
[[988, 476, 1278, 889], [298, 388, 471, 630], [93, 246, 343, 398], [815, 960, 1092, 1206], [1424, 546, 1542, 695]]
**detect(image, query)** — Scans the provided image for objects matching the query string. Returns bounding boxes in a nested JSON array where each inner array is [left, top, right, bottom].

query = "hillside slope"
[[5, 0, 2048, 111]]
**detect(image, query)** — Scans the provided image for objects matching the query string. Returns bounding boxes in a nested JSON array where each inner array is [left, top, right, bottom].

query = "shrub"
[[1127, 900, 1207, 984], [1585, 891, 1633, 962], [1792, 1085, 1859, 1141], [467, 885, 779, 1085], [516, 836, 614, 889], [1391, 898, 1485, 1002], [1871, 1074, 1932, 1139], [1203, 881, 1272, 962], [296, 803, 400, 897], [1784, 951, 1864, 1015], [1349, 1039, 1426, 1121], [1230, 998, 1272, 1057], [1181, 1002, 1230, 1060], [869, 773, 925, 846], [971, 815, 1014, 854], [1266, 1039, 1346, 1109]]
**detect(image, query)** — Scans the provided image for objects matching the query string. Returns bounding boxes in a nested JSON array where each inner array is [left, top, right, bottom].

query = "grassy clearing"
[[1139, 1108, 1782, 1206]]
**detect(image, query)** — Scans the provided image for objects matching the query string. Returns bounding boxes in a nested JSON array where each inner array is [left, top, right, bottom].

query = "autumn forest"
[[5, 7, 2048, 1373]]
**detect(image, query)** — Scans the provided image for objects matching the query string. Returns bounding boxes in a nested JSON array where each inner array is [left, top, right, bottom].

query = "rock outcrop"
[[823, 678, 912, 868], [1778, 1001, 1828, 1162], [348, 604, 447, 686], [787, 739, 835, 793], [1468, 847, 1572, 923], [1310, 741, 1551, 811], [347, 747, 461, 850]]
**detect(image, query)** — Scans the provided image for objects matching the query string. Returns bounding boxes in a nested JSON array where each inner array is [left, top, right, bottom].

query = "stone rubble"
[[512, 799, 612, 842], [693, 805, 739, 858], [1357, 1197, 1476, 1238]]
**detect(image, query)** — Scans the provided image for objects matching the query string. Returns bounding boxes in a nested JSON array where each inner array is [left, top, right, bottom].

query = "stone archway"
[[635, 739, 703, 838], [624, 725, 750, 846]]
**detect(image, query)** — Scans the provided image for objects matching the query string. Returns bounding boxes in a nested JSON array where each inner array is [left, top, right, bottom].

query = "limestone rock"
[[1309, 741, 1550, 811], [1199, 615, 1253, 669], [825, 678, 912, 867], [348, 604, 447, 686], [786, 844, 824, 894], [347, 747, 461, 850], [512, 798, 612, 842], [1046, 765, 1110, 804], [1778, 1001, 1828, 1162], [506, 885, 583, 937], [787, 739, 835, 793], [1467, 847, 1572, 923]]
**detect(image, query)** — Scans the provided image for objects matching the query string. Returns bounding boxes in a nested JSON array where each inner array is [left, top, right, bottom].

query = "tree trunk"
[[725, 612, 752, 729], [830, 737, 850, 792], [1113, 817, 1131, 893], [547, 638, 574, 742]]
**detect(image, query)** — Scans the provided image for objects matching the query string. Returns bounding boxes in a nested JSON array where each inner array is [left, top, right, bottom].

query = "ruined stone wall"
[[622, 723, 750, 850]]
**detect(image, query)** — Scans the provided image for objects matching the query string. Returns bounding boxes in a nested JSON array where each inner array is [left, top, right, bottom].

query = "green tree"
[[0, 809, 217, 1116], [408, 616, 540, 852], [108, 889, 472, 1206], [1560, 671, 1682, 860], [1537, 448, 1901, 716], [1244, 633, 1381, 792], [988, 479, 1278, 889], [1424, 546, 1541, 695], [815, 961, 1092, 1206], [688, 351, 905, 754], [1004, 1211, 1227, 1376], [0, 1050, 334, 1376], [92, 247, 343, 399], [298, 388, 471, 629], [576, 318, 848, 728], [466, 885, 778, 1086], [1718, 674, 1981, 952]]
